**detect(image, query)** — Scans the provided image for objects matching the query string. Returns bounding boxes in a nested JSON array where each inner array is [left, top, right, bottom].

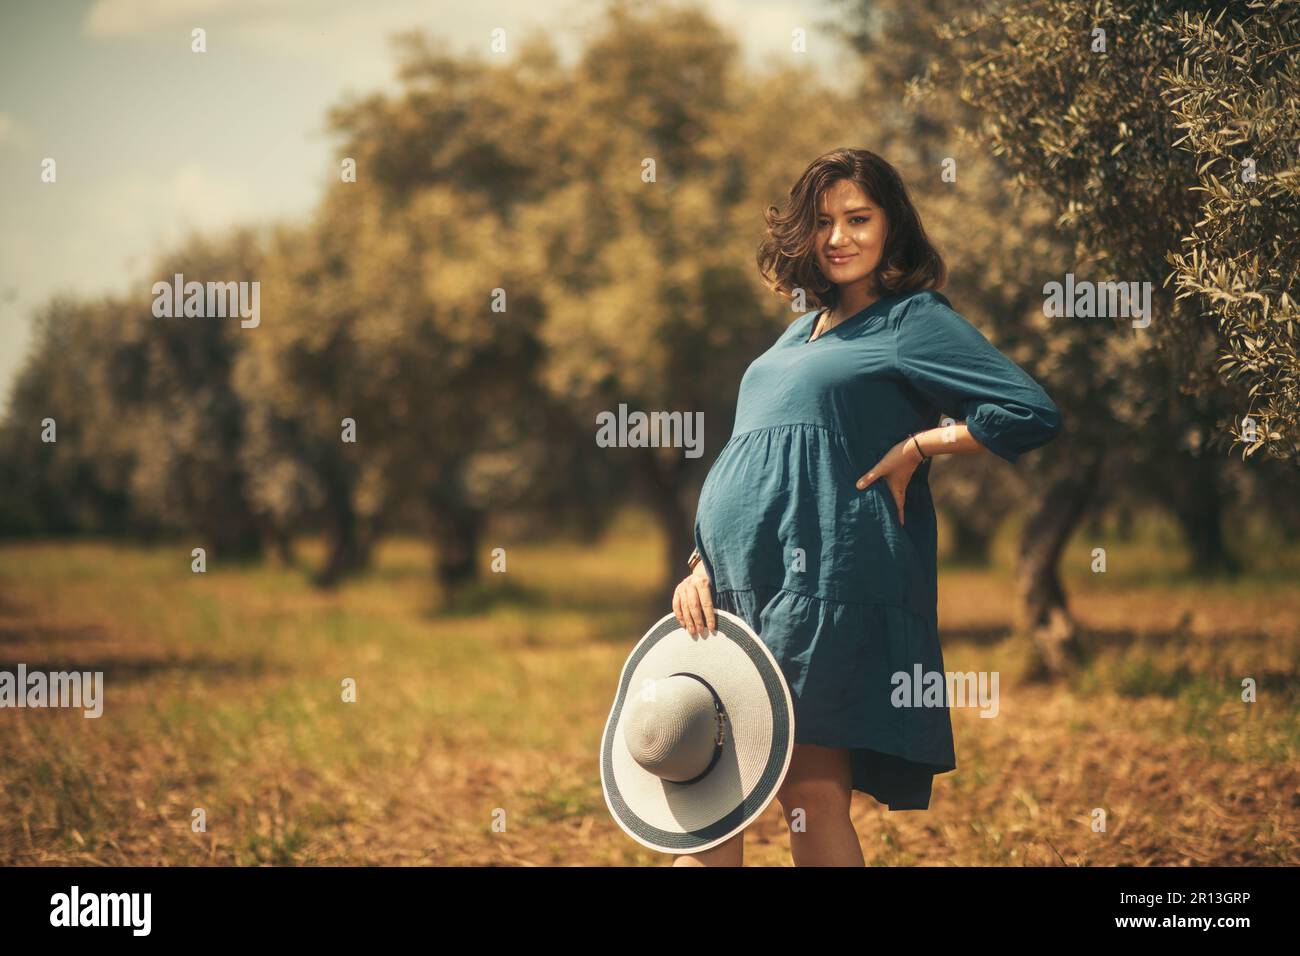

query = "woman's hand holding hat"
[[673, 563, 716, 636]]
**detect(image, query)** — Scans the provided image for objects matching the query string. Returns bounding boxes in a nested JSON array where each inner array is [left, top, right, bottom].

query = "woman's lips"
[[827, 253, 856, 264]]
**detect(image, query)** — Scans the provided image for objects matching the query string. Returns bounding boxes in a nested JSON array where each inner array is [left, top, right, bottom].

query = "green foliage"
[[1160, 2, 1300, 459], [910, 0, 1300, 461]]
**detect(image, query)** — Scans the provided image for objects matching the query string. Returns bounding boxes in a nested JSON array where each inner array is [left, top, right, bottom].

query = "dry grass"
[[0, 508, 1296, 866]]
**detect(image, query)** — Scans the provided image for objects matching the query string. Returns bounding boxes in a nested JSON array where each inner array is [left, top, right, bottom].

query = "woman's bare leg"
[[776, 743, 865, 866], [671, 830, 743, 866]]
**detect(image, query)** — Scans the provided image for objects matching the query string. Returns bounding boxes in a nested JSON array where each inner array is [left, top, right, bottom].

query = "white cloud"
[[105, 162, 251, 224], [91, 162, 263, 274]]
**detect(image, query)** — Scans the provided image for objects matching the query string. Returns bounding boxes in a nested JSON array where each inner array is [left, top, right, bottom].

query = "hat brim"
[[600, 609, 795, 855]]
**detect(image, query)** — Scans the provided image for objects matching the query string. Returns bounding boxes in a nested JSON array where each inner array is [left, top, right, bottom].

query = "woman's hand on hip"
[[855, 438, 923, 526], [673, 563, 716, 636]]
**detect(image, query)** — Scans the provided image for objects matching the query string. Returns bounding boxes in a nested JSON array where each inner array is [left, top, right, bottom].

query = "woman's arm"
[[905, 422, 987, 459], [893, 292, 1063, 464]]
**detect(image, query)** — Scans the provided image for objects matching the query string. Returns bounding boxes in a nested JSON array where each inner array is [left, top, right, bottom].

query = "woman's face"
[[813, 179, 888, 294]]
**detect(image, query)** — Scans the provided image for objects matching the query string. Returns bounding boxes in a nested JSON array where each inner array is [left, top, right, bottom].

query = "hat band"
[[665, 672, 728, 786]]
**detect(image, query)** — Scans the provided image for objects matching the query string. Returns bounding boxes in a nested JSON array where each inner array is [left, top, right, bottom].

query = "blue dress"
[[692, 288, 1062, 810]]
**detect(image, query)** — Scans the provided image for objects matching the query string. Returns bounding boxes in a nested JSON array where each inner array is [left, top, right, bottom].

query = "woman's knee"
[[776, 776, 851, 819], [776, 744, 853, 817]]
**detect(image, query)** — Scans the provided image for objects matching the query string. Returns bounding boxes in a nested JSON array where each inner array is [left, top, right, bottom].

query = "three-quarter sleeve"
[[892, 291, 1062, 464]]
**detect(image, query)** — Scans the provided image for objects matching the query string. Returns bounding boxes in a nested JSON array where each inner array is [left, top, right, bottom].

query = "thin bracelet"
[[688, 547, 702, 571], [909, 433, 929, 462]]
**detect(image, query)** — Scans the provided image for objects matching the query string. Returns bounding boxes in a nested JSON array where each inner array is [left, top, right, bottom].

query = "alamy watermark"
[[0, 664, 103, 718], [891, 665, 999, 717], [1042, 273, 1151, 329], [50, 886, 150, 935], [151, 272, 260, 328], [596, 403, 704, 458]]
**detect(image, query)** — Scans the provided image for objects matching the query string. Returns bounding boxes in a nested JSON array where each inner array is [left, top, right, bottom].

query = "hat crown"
[[622, 674, 722, 783]]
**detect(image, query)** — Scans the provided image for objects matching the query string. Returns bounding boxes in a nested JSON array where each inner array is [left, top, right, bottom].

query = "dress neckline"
[[804, 293, 901, 344]]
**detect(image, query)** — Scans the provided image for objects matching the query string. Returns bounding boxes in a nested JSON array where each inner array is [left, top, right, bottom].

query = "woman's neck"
[[835, 283, 881, 320]]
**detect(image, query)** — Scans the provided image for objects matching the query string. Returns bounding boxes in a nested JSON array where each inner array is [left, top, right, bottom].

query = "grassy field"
[[1, 509, 1297, 866]]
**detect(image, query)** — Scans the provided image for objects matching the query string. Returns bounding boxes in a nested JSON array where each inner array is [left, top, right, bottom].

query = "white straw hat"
[[600, 609, 795, 854]]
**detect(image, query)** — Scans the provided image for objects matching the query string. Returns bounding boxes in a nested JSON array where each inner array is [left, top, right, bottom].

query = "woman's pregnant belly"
[[694, 426, 922, 608]]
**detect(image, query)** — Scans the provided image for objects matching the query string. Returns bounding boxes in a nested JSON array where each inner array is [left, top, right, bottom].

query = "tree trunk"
[[185, 469, 264, 561], [1113, 502, 1135, 542], [272, 524, 296, 567], [947, 513, 993, 566], [427, 462, 483, 593], [207, 518, 263, 561], [638, 447, 693, 613], [314, 466, 370, 588], [653, 492, 695, 610], [1167, 451, 1240, 576], [315, 506, 370, 588], [263, 515, 295, 567], [1016, 453, 1104, 680], [430, 499, 482, 590]]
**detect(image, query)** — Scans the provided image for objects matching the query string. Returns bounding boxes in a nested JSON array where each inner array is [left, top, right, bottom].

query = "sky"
[[0, 0, 857, 415]]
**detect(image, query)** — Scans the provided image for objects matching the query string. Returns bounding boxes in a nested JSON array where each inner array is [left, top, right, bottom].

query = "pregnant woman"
[[671, 148, 1062, 866]]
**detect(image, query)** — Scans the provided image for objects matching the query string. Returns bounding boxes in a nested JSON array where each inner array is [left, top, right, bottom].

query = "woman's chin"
[[828, 266, 872, 283]]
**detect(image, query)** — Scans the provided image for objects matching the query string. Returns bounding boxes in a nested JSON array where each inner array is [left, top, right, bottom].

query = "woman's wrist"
[[903, 432, 928, 463]]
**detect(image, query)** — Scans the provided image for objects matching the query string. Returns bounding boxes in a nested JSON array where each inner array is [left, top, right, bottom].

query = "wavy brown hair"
[[756, 148, 946, 312]]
